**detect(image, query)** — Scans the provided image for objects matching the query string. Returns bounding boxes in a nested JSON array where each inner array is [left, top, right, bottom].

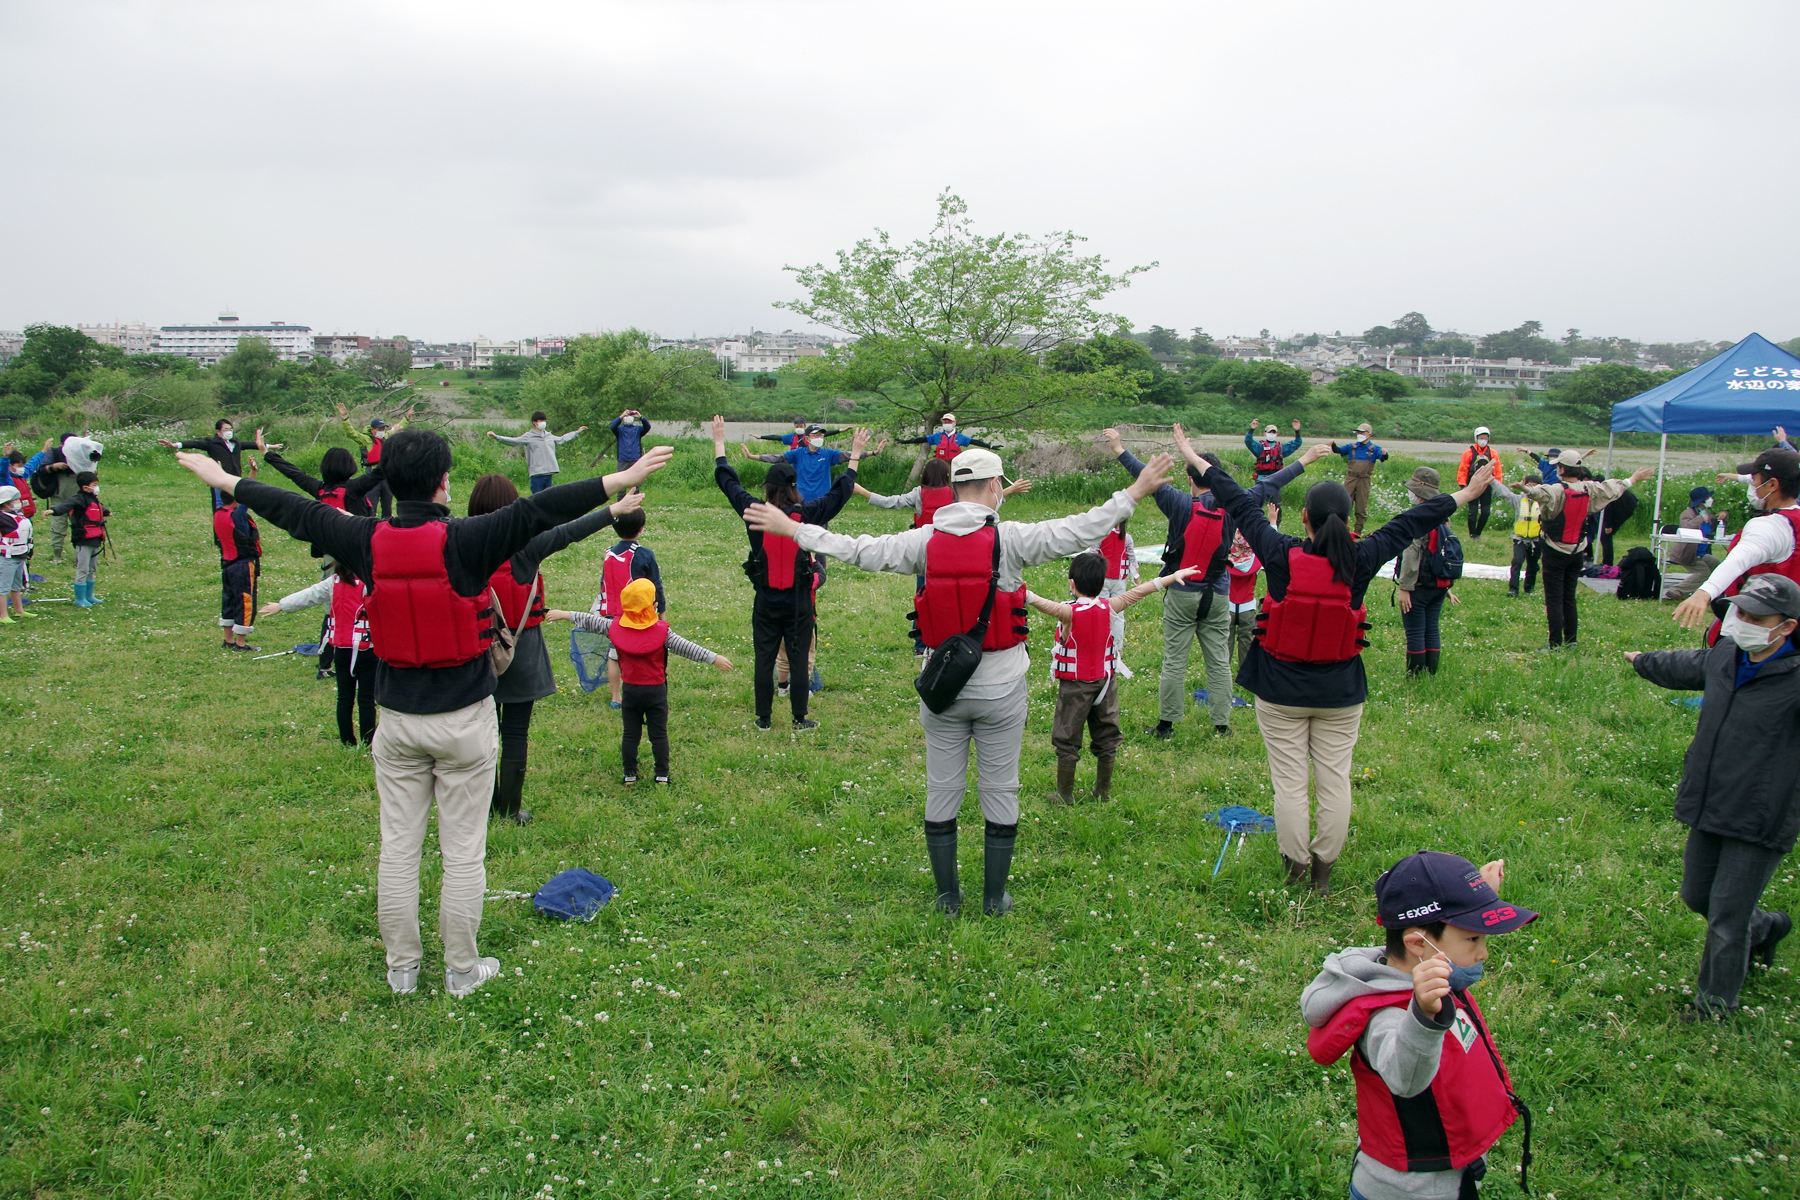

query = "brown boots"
[[1092, 757, 1114, 801], [1050, 758, 1115, 805], [1283, 855, 1337, 894]]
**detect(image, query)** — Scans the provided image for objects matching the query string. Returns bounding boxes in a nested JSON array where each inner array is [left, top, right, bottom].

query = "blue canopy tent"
[[1608, 333, 1800, 525]]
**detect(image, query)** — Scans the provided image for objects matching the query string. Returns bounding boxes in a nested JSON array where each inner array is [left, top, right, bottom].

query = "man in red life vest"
[[175, 431, 672, 998], [895, 413, 996, 463], [1303, 852, 1536, 1200], [1026, 552, 1199, 804], [1672, 447, 1800, 639], [1515, 450, 1652, 650], [213, 492, 263, 652], [744, 446, 1179, 917]]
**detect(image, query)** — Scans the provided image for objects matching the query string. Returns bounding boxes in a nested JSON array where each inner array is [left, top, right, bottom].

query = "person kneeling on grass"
[[1026, 553, 1199, 804], [1626, 571, 1800, 1022], [547, 579, 733, 785], [1304, 852, 1536, 1200]]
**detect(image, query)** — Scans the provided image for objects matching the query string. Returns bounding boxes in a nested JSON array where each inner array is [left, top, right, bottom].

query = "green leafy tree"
[[776, 191, 1152, 428], [1202, 359, 1311, 402], [1546, 362, 1674, 423], [1362, 325, 1397, 347], [1143, 325, 1184, 356], [1391, 312, 1433, 346], [1513, 381, 1533, 405], [0, 324, 122, 401], [521, 329, 727, 430], [1330, 366, 1375, 397], [488, 354, 533, 379], [213, 337, 283, 410], [352, 341, 413, 389], [1188, 327, 1217, 356], [1783, 337, 1800, 358], [1048, 333, 1182, 405], [1440, 373, 1476, 398], [1369, 371, 1411, 401], [1478, 320, 1570, 365], [1432, 335, 1476, 357]]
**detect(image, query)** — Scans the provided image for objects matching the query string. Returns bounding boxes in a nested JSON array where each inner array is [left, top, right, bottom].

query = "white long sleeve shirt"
[[792, 491, 1138, 699], [277, 575, 336, 613], [1697, 503, 1800, 599]]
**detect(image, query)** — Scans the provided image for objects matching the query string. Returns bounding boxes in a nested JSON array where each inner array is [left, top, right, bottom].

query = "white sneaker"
[[387, 965, 420, 995], [446, 957, 501, 997], [776, 680, 790, 698]]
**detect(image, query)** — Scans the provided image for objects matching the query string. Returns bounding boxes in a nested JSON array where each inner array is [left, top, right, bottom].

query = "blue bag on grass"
[[532, 868, 616, 921]]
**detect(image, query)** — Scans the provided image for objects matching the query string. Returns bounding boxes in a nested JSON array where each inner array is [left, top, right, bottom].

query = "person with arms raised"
[[895, 412, 993, 463], [1673, 448, 1800, 639], [1515, 450, 1653, 651], [1331, 422, 1389, 535], [742, 445, 1179, 918], [1175, 424, 1495, 894], [487, 412, 588, 495], [174, 431, 672, 999]]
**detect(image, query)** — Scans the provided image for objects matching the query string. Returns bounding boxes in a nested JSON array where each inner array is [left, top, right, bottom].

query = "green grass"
[[2, 437, 1798, 1199]]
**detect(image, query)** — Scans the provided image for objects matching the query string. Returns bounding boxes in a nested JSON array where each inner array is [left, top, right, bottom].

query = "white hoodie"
[[793, 491, 1137, 699]]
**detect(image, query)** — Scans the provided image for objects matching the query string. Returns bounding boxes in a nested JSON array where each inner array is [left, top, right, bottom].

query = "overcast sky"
[[4, 0, 1795, 345]]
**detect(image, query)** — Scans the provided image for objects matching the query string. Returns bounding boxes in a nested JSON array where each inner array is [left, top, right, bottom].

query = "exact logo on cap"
[[1373, 850, 1538, 934]]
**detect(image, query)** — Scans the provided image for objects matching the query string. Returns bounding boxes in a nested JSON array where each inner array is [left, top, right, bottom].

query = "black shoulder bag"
[[914, 519, 1002, 714]]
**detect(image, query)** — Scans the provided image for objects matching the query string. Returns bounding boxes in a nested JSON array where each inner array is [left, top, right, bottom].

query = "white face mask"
[[534, 421, 547, 430], [1722, 608, 1788, 653], [1748, 477, 1778, 510], [808, 436, 824, 448], [1477, 436, 1489, 446], [87, 487, 100, 497], [220, 430, 234, 442], [1355, 433, 1369, 443]]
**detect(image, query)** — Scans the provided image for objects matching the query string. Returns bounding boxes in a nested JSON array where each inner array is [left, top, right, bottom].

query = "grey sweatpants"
[[73, 545, 100, 584], [1682, 827, 1787, 1012], [920, 675, 1028, 825], [1158, 586, 1233, 726], [372, 697, 499, 974]]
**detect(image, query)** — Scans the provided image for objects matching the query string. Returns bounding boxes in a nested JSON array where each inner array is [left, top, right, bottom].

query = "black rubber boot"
[[1311, 857, 1336, 896], [924, 819, 961, 915], [1282, 855, 1310, 886], [982, 821, 1016, 917], [1405, 652, 1426, 677], [490, 760, 531, 825], [1424, 649, 1441, 676], [1048, 760, 1076, 805], [1091, 757, 1115, 801]]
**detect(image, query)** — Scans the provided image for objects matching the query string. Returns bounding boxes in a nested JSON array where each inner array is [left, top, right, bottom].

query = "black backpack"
[[28, 464, 59, 500], [1616, 546, 1661, 600], [1422, 523, 1464, 584]]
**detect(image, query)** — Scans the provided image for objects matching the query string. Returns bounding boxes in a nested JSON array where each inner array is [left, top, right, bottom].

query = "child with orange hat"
[[546, 578, 734, 785]]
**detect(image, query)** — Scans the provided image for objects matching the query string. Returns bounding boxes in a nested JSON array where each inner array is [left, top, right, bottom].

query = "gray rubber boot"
[[924, 819, 961, 915], [982, 821, 1016, 917]]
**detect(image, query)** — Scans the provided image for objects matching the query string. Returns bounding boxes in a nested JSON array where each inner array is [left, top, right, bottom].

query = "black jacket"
[[714, 456, 855, 599], [1634, 641, 1800, 852], [263, 450, 385, 519]]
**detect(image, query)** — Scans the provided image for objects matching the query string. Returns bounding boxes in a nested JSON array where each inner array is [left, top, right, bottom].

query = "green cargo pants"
[[1157, 586, 1233, 728]]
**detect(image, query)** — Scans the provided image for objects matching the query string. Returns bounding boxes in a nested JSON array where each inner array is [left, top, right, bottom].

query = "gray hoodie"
[[492, 425, 582, 476], [794, 491, 1136, 700], [1301, 947, 1470, 1200]]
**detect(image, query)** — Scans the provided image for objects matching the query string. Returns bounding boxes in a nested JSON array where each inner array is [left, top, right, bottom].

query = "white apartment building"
[[1414, 357, 1579, 391], [469, 337, 527, 368], [156, 315, 314, 364], [0, 331, 23, 363], [79, 322, 157, 354]]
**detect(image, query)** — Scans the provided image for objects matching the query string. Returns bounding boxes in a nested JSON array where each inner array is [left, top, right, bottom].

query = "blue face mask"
[[1447, 961, 1485, 990]]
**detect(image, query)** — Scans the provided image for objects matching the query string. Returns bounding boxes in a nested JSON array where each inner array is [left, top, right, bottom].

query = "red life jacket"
[[758, 512, 810, 592], [361, 521, 492, 669], [1098, 530, 1130, 580], [1256, 547, 1368, 663], [914, 486, 954, 529], [933, 431, 963, 462], [609, 619, 670, 686], [488, 565, 547, 631], [1309, 991, 1518, 1175], [1179, 501, 1227, 573], [1543, 485, 1591, 545], [212, 507, 260, 563], [11, 474, 35, 519], [83, 497, 107, 533], [1704, 508, 1800, 646], [912, 524, 1028, 652], [327, 577, 371, 651], [1254, 440, 1285, 475], [601, 544, 638, 616], [365, 437, 382, 466], [319, 485, 348, 511], [1228, 551, 1261, 605], [1051, 598, 1116, 682]]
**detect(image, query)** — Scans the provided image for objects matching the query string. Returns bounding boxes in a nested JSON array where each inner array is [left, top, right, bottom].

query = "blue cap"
[[1689, 486, 1713, 506], [1375, 851, 1537, 935]]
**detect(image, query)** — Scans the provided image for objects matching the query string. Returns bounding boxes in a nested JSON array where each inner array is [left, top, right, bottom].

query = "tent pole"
[[1653, 432, 1668, 530], [1606, 431, 1615, 476]]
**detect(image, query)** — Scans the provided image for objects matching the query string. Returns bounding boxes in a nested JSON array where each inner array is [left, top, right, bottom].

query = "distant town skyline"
[[4, 2, 1795, 344]]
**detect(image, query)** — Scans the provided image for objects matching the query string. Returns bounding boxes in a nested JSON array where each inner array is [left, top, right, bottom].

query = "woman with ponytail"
[[1172, 425, 1496, 895]]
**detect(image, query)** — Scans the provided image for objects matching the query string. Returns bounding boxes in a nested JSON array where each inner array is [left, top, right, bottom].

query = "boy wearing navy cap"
[[1303, 851, 1536, 1200]]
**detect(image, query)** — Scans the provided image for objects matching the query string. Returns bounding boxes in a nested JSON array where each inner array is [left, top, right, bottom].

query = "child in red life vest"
[[593, 506, 665, 709], [213, 495, 264, 651], [1026, 553, 1199, 804], [1303, 852, 1536, 1200], [1226, 531, 1260, 669], [548, 578, 733, 785], [260, 568, 379, 746], [50, 471, 108, 608], [1091, 517, 1138, 677], [0, 486, 34, 622]]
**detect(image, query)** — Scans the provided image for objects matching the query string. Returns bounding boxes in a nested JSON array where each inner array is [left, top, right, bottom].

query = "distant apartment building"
[[469, 337, 528, 369], [314, 333, 372, 363], [0, 331, 23, 363], [534, 338, 566, 357], [1414, 357, 1579, 391], [157, 315, 314, 364], [80, 322, 157, 354]]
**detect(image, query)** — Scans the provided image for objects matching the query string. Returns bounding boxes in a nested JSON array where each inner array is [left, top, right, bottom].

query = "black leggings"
[[334, 647, 377, 746], [621, 683, 669, 777], [1509, 537, 1541, 594], [1466, 488, 1493, 537], [1401, 587, 1447, 653], [751, 594, 813, 721], [497, 700, 535, 763]]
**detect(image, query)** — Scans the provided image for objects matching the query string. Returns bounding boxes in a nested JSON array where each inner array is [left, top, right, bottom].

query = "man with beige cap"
[[1330, 422, 1390, 534]]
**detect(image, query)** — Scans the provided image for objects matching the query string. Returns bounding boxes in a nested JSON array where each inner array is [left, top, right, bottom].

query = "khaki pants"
[[1665, 554, 1720, 601], [372, 697, 499, 974], [1253, 698, 1363, 865], [1158, 587, 1233, 726], [1345, 462, 1373, 533]]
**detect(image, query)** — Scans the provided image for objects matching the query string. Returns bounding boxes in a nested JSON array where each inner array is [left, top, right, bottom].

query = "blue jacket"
[[608, 416, 652, 464], [782, 445, 851, 502], [1333, 440, 1388, 464]]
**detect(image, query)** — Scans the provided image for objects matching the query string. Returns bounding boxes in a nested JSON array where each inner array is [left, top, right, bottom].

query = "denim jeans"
[[528, 473, 555, 495]]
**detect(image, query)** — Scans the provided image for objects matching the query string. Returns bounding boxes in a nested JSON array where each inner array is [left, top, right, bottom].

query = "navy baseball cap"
[[369, 418, 391, 430], [1375, 851, 1538, 935], [766, 462, 798, 487]]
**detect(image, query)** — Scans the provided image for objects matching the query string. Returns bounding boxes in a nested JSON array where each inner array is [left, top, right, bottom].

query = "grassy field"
[[2, 433, 1797, 1200]]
